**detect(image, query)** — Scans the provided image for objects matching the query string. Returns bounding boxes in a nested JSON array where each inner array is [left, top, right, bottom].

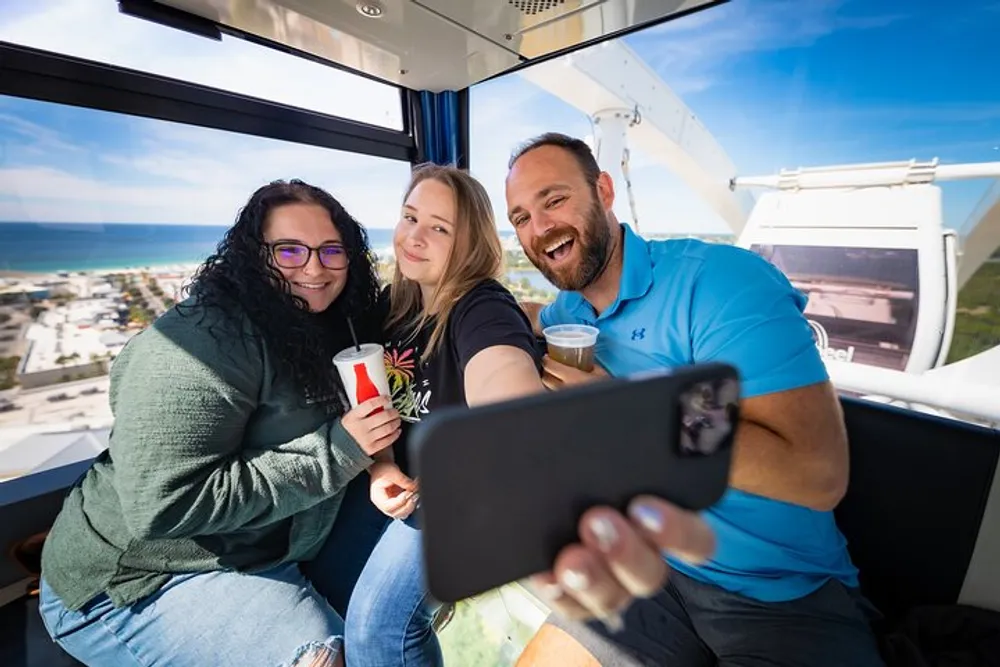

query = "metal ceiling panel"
[[419, 0, 700, 60], [152, 0, 720, 91]]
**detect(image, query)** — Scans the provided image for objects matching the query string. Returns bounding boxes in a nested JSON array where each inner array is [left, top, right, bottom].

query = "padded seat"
[[835, 397, 1000, 624], [0, 595, 83, 667]]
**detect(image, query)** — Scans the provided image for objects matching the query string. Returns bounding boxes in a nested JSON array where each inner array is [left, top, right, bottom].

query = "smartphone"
[[407, 362, 740, 603]]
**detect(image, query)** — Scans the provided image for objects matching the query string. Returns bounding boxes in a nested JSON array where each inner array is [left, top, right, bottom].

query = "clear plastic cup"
[[542, 324, 600, 372], [333, 343, 391, 409]]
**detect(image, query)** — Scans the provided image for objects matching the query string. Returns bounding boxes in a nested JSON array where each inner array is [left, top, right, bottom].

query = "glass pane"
[[470, 0, 1000, 426], [0, 0, 403, 129], [751, 244, 920, 371], [948, 248, 1000, 365], [439, 586, 547, 667], [0, 93, 411, 484]]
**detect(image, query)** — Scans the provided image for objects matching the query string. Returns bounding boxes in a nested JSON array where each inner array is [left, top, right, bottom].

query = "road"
[[137, 281, 166, 314]]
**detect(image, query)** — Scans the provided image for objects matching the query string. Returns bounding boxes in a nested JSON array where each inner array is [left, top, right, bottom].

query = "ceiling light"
[[356, 2, 384, 18]]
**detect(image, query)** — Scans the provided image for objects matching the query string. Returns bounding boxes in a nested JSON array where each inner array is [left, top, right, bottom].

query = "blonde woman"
[[342, 163, 547, 666]]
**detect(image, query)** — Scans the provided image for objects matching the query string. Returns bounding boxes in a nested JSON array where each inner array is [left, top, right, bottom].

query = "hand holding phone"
[[409, 362, 740, 603], [527, 495, 716, 628]]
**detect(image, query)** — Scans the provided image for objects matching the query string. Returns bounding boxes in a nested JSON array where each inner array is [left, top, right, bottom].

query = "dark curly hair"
[[182, 179, 381, 412]]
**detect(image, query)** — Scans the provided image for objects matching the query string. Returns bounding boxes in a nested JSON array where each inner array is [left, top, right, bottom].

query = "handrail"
[[0, 458, 92, 508], [826, 360, 1000, 426], [735, 160, 1000, 190]]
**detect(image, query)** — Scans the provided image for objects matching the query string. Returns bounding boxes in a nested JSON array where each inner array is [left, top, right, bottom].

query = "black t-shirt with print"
[[381, 279, 542, 475]]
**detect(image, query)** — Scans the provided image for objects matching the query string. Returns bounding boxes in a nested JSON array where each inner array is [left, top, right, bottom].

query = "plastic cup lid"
[[542, 324, 599, 347], [333, 342, 382, 363]]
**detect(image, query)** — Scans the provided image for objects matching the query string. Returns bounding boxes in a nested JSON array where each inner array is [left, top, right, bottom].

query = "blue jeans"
[[345, 515, 444, 667], [38, 476, 391, 667], [39, 565, 346, 667]]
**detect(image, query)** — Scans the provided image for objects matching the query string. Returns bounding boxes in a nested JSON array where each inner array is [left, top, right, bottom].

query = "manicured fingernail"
[[534, 580, 564, 600], [599, 611, 624, 633], [629, 502, 664, 533], [589, 515, 619, 552], [560, 568, 589, 591], [672, 549, 707, 565]]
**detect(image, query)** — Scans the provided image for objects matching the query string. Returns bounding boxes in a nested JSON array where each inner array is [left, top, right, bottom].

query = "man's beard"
[[528, 198, 612, 292]]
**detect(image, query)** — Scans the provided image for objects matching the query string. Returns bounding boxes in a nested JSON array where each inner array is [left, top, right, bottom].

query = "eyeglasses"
[[269, 242, 349, 270]]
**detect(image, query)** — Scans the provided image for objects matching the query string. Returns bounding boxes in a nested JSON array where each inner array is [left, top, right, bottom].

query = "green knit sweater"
[[40, 301, 373, 611]]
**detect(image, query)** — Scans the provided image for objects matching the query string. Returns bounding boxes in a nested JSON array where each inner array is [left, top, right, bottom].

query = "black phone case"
[[408, 362, 741, 603]]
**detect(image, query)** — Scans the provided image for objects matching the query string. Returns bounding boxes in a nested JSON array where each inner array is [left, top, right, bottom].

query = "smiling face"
[[263, 202, 348, 313], [394, 178, 456, 291], [505, 145, 614, 291]]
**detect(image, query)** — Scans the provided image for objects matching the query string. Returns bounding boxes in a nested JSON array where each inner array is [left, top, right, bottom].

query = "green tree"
[[0, 355, 20, 390], [947, 262, 1000, 363]]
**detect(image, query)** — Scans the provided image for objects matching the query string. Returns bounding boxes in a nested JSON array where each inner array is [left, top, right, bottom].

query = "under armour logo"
[[631, 328, 646, 341]]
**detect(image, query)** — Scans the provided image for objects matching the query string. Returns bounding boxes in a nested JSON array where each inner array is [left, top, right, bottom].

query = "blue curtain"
[[418, 90, 460, 166]]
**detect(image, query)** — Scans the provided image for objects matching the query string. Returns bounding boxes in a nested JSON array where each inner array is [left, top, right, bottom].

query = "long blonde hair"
[[386, 163, 504, 360]]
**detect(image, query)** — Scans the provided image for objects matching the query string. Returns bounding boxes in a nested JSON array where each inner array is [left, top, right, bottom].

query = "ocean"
[[0, 222, 518, 275], [0, 223, 232, 274]]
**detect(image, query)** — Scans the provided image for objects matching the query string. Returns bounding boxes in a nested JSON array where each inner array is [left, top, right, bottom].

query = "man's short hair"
[[508, 132, 601, 187]]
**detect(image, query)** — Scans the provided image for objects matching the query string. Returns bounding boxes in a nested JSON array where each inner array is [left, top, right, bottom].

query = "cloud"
[[0, 98, 411, 227], [0, 113, 84, 155], [630, 0, 907, 93], [0, 149, 410, 228], [774, 102, 1000, 126], [0, 0, 401, 128]]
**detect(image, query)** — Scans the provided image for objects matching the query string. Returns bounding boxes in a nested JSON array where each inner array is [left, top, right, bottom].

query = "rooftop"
[[0, 426, 109, 481], [22, 300, 128, 375]]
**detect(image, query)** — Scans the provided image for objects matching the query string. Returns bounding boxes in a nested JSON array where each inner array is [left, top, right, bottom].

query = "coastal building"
[[16, 298, 132, 389], [0, 426, 109, 482]]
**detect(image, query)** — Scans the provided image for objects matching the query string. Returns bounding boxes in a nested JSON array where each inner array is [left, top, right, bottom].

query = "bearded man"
[[505, 132, 884, 667]]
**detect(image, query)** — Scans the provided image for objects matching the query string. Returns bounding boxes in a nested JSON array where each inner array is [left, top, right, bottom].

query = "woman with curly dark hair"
[[36, 180, 401, 667]]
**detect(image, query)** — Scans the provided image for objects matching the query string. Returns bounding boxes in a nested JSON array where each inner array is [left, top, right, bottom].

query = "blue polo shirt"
[[540, 223, 858, 602]]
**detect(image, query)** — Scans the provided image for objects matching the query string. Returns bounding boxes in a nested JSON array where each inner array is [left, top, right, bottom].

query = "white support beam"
[[518, 40, 751, 235], [827, 358, 1000, 426], [735, 160, 1000, 191]]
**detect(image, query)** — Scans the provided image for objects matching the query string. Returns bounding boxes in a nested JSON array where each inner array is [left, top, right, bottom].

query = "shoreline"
[[0, 249, 401, 280], [0, 263, 204, 280]]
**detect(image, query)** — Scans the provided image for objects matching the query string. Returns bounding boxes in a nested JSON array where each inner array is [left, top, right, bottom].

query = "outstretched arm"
[[464, 344, 546, 406]]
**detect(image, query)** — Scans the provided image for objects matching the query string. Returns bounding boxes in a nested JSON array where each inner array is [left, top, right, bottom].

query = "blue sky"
[[0, 0, 998, 238]]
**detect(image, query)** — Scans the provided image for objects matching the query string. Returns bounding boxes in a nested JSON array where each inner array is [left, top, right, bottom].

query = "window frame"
[[0, 41, 416, 162]]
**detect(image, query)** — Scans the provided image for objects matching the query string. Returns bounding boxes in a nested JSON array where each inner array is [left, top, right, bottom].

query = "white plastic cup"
[[542, 324, 600, 372], [333, 343, 391, 409]]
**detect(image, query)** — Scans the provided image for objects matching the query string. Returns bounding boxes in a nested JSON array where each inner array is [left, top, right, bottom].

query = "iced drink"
[[333, 343, 391, 409], [542, 324, 600, 372]]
